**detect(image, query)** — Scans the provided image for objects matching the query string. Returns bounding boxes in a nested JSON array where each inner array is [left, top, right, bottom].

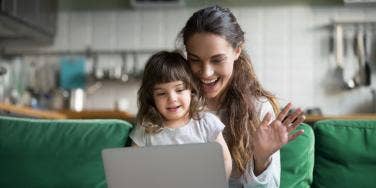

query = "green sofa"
[[0, 116, 133, 188], [281, 120, 376, 188], [1, 115, 375, 188]]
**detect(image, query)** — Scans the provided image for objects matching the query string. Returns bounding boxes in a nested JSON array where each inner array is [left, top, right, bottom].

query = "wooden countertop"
[[59, 109, 136, 123], [2, 102, 376, 124], [0, 102, 135, 123], [0, 102, 67, 119], [305, 114, 376, 123]]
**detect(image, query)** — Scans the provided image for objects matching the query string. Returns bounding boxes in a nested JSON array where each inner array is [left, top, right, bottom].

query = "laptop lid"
[[102, 142, 228, 188]]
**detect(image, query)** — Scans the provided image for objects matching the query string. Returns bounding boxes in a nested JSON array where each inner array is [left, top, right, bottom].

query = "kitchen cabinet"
[[0, 0, 57, 45]]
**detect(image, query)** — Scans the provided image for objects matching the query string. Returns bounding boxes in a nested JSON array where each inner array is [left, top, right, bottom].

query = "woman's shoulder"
[[254, 97, 276, 120], [254, 97, 272, 109]]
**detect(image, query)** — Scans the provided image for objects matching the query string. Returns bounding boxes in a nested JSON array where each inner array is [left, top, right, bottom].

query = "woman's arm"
[[215, 132, 232, 180], [253, 103, 304, 175], [243, 151, 280, 188]]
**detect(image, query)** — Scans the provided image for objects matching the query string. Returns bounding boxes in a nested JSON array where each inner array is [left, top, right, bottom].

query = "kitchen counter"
[[305, 114, 376, 124], [0, 102, 136, 123], [59, 109, 136, 123], [1, 102, 376, 125], [0, 102, 67, 119]]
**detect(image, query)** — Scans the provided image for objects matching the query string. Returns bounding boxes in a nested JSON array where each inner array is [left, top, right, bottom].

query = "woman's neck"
[[206, 97, 221, 111], [206, 85, 229, 111]]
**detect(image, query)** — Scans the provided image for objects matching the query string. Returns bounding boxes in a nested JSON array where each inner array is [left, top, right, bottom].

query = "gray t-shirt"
[[130, 112, 225, 146]]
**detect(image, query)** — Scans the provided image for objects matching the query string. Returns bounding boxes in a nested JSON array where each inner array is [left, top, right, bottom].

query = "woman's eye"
[[212, 59, 224, 64], [188, 59, 200, 64], [155, 92, 166, 96], [176, 89, 184, 93]]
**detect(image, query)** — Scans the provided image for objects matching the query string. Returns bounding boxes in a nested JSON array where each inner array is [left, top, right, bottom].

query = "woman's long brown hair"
[[179, 5, 279, 175]]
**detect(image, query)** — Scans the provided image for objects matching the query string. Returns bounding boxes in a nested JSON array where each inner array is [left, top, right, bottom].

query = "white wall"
[[32, 5, 376, 115]]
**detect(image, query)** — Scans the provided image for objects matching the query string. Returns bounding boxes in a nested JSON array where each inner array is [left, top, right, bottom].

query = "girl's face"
[[186, 33, 241, 102], [153, 81, 191, 127]]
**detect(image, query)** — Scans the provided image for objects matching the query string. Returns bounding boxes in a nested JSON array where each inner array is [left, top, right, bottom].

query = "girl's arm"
[[131, 142, 139, 147], [215, 132, 232, 180]]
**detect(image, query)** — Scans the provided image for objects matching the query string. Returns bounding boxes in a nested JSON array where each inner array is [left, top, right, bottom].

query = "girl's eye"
[[176, 89, 184, 93], [155, 92, 166, 96]]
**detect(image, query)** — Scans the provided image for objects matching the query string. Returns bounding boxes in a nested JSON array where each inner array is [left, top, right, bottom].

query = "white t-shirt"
[[213, 98, 280, 188], [130, 112, 225, 146]]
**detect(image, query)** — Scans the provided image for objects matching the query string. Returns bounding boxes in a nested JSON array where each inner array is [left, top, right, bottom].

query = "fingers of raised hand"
[[270, 120, 288, 145], [287, 114, 306, 132], [261, 112, 272, 128], [276, 103, 292, 121], [288, 129, 304, 142], [283, 108, 303, 126]]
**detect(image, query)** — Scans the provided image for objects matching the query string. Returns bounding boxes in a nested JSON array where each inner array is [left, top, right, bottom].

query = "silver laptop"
[[102, 143, 228, 188]]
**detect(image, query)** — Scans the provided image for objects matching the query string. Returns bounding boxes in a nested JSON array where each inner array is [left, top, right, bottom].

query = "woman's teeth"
[[202, 78, 218, 85]]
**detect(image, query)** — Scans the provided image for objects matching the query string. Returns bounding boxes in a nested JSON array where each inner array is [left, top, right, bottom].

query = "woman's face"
[[186, 33, 241, 101]]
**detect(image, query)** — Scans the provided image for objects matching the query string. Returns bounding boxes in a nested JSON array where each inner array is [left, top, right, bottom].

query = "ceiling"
[[58, 0, 344, 11]]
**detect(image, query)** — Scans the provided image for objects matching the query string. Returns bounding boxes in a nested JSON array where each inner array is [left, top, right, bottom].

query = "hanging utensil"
[[364, 29, 371, 86], [333, 24, 348, 88], [343, 27, 358, 89], [353, 26, 367, 87], [120, 53, 129, 82]]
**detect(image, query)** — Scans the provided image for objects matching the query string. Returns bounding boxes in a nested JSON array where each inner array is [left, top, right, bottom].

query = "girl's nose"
[[168, 92, 177, 101]]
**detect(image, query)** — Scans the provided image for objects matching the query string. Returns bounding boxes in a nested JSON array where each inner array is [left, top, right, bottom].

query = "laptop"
[[102, 142, 228, 188]]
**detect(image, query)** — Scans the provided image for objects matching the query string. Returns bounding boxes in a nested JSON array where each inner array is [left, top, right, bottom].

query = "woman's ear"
[[234, 46, 242, 60], [234, 42, 243, 59]]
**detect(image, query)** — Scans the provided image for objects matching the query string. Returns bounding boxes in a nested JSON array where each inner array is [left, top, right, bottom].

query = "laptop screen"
[[102, 143, 228, 188]]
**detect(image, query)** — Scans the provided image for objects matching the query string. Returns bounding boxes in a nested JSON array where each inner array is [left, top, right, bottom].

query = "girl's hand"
[[252, 103, 305, 175], [215, 133, 232, 180]]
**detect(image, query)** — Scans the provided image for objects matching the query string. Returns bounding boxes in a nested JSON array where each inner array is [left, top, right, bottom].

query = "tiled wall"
[[26, 5, 376, 115]]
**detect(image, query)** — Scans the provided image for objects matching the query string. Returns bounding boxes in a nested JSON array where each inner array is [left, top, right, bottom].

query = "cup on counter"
[[70, 88, 85, 112], [115, 98, 129, 112]]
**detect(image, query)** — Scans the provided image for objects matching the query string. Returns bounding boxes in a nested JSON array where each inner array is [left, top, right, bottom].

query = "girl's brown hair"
[[137, 51, 204, 133], [179, 5, 279, 175]]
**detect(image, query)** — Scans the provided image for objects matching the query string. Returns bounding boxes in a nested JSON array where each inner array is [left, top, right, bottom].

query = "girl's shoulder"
[[192, 112, 224, 142], [200, 111, 217, 118], [198, 111, 223, 123], [196, 111, 224, 128], [129, 124, 147, 146]]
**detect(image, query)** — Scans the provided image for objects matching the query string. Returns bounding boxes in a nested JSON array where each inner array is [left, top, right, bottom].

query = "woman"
[[177, 5, 305, 187]]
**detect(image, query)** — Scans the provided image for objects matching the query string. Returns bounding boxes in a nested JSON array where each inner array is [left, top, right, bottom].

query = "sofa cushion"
[[312, 120, 376, 188], [280, 123, 314, 188], [0, 116, 133, 188]]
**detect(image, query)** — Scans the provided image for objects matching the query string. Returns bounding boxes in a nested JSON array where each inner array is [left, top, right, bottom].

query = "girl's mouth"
[[167, 105, 181, 112]]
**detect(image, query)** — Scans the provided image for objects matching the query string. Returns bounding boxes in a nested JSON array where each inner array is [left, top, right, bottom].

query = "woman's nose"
[[201, 64, 214, 77]]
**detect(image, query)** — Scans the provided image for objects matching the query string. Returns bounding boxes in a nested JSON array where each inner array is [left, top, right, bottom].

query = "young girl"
[[129, 51, 232, 179]]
